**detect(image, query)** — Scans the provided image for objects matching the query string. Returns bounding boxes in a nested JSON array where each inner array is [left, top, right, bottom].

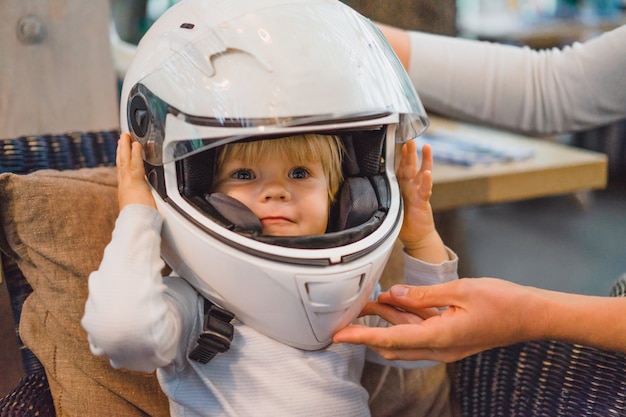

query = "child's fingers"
[[418, 169, 433, 201], [130, 141, 145, 174], [116, 133, 132, 168], [420, 143, 433, 173], [117, 134, 146, 182], [398, 140, 418, 180]]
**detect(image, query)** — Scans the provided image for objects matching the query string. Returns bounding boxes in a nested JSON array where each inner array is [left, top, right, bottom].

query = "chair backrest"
[[0, 131, 118, 174]]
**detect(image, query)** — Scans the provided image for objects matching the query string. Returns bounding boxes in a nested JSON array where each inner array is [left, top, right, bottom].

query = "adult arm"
[[334, 277, 626, 362], [379, 23, 626, 135]]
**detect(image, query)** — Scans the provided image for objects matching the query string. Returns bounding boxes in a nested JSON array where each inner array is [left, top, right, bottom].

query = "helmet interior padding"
[[176, 129, 391, 249]]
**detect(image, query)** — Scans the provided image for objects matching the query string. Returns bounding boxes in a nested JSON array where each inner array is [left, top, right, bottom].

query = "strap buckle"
[[189, 300, 235, 364]]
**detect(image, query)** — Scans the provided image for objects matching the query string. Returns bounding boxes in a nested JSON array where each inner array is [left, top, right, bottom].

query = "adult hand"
[[116, 133, 157, 210], [334, 278, 545, 362]]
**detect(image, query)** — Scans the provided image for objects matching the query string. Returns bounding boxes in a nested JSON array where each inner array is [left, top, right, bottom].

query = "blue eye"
[[289, 167, 309, 179], [233, 169, 254, 180]]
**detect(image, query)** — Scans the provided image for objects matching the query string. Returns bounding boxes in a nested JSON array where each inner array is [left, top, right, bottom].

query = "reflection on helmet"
[[120, 0, 429, 350]]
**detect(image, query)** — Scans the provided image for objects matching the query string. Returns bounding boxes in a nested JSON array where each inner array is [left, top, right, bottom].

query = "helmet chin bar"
[[156, 192, 401, 350]]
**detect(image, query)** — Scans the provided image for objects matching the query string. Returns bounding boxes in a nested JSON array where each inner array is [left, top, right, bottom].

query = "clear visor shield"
[[128, 0, 428, 165]]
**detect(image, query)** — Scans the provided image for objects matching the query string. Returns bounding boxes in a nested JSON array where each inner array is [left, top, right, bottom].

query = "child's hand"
[[116, 133, 156, 210], [397, 141, 447, 262]]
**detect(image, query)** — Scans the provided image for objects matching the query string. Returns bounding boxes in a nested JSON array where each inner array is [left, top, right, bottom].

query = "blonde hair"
[[215, 134, 343, 203]]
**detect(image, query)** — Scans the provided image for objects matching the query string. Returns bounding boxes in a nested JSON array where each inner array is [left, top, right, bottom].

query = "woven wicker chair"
[[454, 314, 626, 416], [1, 131, 625, 417]]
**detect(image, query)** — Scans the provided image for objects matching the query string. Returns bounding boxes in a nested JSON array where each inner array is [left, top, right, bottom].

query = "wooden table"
[[428, 117, 608, 211]]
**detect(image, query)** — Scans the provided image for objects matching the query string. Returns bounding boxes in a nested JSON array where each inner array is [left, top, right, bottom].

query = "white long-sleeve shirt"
[[408, 24, 626, 134], [82, 204, 458, 417]]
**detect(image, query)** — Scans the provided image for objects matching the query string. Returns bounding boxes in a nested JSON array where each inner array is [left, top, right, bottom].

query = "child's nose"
[[263, 181, 290, 201]]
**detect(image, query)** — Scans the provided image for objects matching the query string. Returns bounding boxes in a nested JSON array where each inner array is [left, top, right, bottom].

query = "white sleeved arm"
[[81, 204, 198, 373], [403, 246, 458, 286], [407, 25, 626, 134]]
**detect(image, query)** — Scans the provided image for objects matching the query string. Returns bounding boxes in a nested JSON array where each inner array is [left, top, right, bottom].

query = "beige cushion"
[[0, 167, 169, 417]]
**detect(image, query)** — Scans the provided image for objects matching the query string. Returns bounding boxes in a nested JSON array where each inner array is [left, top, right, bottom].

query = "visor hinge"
[[189, 299, 235, 364]]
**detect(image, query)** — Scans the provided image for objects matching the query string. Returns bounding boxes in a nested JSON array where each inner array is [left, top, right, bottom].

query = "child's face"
[[214, 154, 330, 236]]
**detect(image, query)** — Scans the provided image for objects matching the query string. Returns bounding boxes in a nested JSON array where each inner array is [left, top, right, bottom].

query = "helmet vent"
[[128, 94, 149, 137]]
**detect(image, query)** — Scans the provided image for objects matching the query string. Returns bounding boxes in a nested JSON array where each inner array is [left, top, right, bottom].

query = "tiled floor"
[[1, 176, 624, 399]]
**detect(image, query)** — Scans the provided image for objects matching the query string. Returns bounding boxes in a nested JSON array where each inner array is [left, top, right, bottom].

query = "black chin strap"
[[189, 299, 235, 364]]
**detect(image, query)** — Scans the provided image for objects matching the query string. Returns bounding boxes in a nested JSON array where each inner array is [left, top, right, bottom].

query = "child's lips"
[[261, 216, 293, 225]]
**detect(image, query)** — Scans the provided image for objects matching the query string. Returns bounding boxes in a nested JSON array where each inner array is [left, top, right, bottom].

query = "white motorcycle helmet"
[[121, 0, 429, 351]]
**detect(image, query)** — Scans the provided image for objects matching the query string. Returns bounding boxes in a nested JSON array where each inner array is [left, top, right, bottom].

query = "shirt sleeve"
[[407, 25, 626, 134], [403, 246, 458, 286], [81, 204, 200, 373]]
